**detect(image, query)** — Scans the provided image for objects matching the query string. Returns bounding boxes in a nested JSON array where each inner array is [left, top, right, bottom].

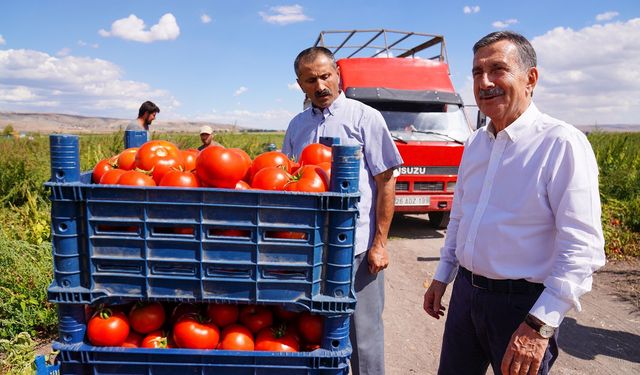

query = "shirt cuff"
[[434, 261, 458, 284], [529, 289, 574, 328]]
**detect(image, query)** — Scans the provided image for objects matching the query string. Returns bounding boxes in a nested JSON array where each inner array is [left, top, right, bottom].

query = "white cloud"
[[259, 4, 312, 25], [0, 48, 178, 117], [596, 11, 619, 22], [98, 13, 180, 43], [0, 35, 5, 45], [234, 86, 248, 96], [78, 40, 99, 48], [56, 48, 71, 57], [492, 19, 518, 29], [201, 13, 212, 24], [287, 82, 302, 91], [196, 108, 296, 130], [531, 18, 640, 125], [463, 5, 480, 14]]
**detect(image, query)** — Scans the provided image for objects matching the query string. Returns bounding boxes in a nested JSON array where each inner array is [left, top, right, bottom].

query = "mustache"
[[315, 89, 332, 98], [478, 87, 505, 99]]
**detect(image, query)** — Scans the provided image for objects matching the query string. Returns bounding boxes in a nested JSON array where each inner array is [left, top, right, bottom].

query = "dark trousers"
[[438, 271, 559, 375]]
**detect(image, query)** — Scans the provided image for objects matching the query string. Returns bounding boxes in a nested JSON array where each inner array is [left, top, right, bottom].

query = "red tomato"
[[299, 143, 332, 166], [273, 306, 299, 322], [159, 170, 200, 188], [181, 149, 199, 172], [134, 140, 182, 173], [285, 165, 329, 192], [87, 308, 130, 346], [239, 305, 274, 334], [290, 161, 301, 174], [141, 330, 170, 348], [218, 324, 255, 351], [255, 325, 300, 352], [116, 148, 138, 170], [128, 302, 166, 334], [297, 313, 323, 345], [196, 146, 249, 188], [117, 170, 156, 186], [172, 315, 220, 349], [267, 231, 307, 240], [206, 304, 239, 328], [251, 167, 291, 190], [250, 151, 291, 178], [170, 303, 202, 325], [121, 331, 143, 348], [317, 162, 331, 183], [230, 148, 252, 182], [92, 158, 115, 183], [235, 180, 252, 190], [99, 168, 127, 185], [150, 159, 182, 184]]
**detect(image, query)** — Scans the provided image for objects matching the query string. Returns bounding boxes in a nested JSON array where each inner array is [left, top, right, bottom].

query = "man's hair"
[[294, 47, 337, 77], [473, 31, 537, 70], [138, 101, 160, 118]]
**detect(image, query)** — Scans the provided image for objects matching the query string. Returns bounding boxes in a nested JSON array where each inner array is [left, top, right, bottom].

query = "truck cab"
[[315, 30, 472, 228]]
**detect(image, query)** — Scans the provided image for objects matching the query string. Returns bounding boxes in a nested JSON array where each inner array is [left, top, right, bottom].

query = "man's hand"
[[501, 322, 549, 375], [368, 243, 389, 274], [423, 280, 447, 319]]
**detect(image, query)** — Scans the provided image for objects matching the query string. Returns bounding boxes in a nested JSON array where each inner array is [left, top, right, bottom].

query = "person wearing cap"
[[198, 125, 222, 151], [126, 101, 160, 131]]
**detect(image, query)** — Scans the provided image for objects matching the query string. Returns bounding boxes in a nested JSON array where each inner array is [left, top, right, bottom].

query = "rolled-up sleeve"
[[530, 132, 605, 327]]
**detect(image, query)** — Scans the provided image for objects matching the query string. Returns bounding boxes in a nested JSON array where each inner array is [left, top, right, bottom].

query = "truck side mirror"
[[476, 111, 487, 129]]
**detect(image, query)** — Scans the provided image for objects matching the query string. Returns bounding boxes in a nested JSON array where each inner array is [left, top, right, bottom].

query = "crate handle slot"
[[96, 263, 142, 274], [209, 229, 251, 238], [264, 231, 308, 240], [153, 226, 194, 236], [151, 264, 196, 276], [206, 266, 252, 278], [263, 269, 308, 280], [96, 225, 138, 234]]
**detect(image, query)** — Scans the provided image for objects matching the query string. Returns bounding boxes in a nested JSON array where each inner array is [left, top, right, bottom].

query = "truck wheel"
[[429, 212, 450, 229]]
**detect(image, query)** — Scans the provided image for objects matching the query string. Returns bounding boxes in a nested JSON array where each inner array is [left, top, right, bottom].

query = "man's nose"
[[475, 73, 494, 89]]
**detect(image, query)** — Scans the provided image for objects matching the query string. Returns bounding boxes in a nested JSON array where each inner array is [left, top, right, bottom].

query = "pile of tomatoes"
[[87, 302, 324, 351], [92, 140, 333, 193]]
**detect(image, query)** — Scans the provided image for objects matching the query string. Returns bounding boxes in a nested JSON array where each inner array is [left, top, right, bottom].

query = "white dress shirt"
[[434, 102, 605, 327]]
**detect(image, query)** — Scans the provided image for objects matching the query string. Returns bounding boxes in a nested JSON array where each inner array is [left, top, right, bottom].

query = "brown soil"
[[384, 214, 640, 375]]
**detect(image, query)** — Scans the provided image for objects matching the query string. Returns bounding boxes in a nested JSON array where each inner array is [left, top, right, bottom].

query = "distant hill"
[[1, 111, 637, 135], [0, 112, 243, 134]]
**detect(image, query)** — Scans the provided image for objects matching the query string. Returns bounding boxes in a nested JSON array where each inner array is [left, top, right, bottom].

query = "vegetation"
[[0, 129, 637, 371]]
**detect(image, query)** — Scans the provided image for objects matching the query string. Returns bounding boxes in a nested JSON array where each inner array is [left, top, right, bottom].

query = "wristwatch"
[[524, 314, 555, 339]]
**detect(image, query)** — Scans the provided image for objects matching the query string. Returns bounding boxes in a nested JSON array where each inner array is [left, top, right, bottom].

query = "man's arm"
[[501, 131, 605, 375], [367, 168, 397, 274]]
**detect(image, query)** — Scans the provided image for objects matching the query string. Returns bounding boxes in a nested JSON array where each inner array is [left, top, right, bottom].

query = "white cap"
[[200, 125, 213, 134]]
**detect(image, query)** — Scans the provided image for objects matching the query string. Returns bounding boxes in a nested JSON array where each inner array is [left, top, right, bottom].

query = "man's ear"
[[527, 66, 539, 97], [296, 78, 302, 90]]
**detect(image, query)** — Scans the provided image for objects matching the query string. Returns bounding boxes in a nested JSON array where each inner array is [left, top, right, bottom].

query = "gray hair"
[[473, 31, 537, 70], [294, 47, 338, 77]]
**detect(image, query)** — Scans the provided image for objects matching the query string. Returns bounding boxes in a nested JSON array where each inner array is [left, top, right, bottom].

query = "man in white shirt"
[[423, 31, 605, 375]]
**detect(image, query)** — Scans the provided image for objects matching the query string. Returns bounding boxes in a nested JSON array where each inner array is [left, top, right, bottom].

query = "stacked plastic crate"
[[36, 133, 361, 375]]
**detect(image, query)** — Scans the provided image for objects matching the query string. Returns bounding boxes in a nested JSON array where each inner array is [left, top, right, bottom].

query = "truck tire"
[[429, 212, 450, 229]]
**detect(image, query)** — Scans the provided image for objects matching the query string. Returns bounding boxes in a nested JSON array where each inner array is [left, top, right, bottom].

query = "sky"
[[1, 1, 639, 130]]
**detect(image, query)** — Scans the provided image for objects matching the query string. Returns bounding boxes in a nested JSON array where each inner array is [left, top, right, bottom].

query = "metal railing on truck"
[[314, 29, 447, 62]]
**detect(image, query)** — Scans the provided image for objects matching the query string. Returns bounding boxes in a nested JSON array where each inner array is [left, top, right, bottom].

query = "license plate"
[[395, 195, 430, 206]]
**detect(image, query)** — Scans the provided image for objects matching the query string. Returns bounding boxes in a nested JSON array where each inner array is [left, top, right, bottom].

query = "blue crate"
[[46, 135, 362, 314], [34, 355, 60, 375], [37, 344, 350, 375]]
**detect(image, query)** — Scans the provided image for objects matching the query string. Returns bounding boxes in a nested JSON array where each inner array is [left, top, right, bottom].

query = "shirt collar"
[[486, 102, 540, 142], [312, 91, 345, 117]]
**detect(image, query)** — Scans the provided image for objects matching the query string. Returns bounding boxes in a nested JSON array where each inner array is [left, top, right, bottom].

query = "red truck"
[[314, 30, 474, 228]]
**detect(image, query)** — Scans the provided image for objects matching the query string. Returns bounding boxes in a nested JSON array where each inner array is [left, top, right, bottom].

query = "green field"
[[0, 129, 638, 373]]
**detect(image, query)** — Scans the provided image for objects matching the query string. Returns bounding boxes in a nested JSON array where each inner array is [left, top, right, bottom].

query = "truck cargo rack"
[[314, 29, 447, 62]]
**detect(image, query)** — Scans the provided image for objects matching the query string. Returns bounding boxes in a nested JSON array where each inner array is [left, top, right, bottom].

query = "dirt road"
[[384, 214, 640, 375]]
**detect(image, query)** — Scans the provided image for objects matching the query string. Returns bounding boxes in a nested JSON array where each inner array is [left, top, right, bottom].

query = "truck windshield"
[[376, 104, 472, 143]]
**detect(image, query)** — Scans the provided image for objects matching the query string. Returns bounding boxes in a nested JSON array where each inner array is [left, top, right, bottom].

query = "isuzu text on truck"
[[314, 30, 473, 228]]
